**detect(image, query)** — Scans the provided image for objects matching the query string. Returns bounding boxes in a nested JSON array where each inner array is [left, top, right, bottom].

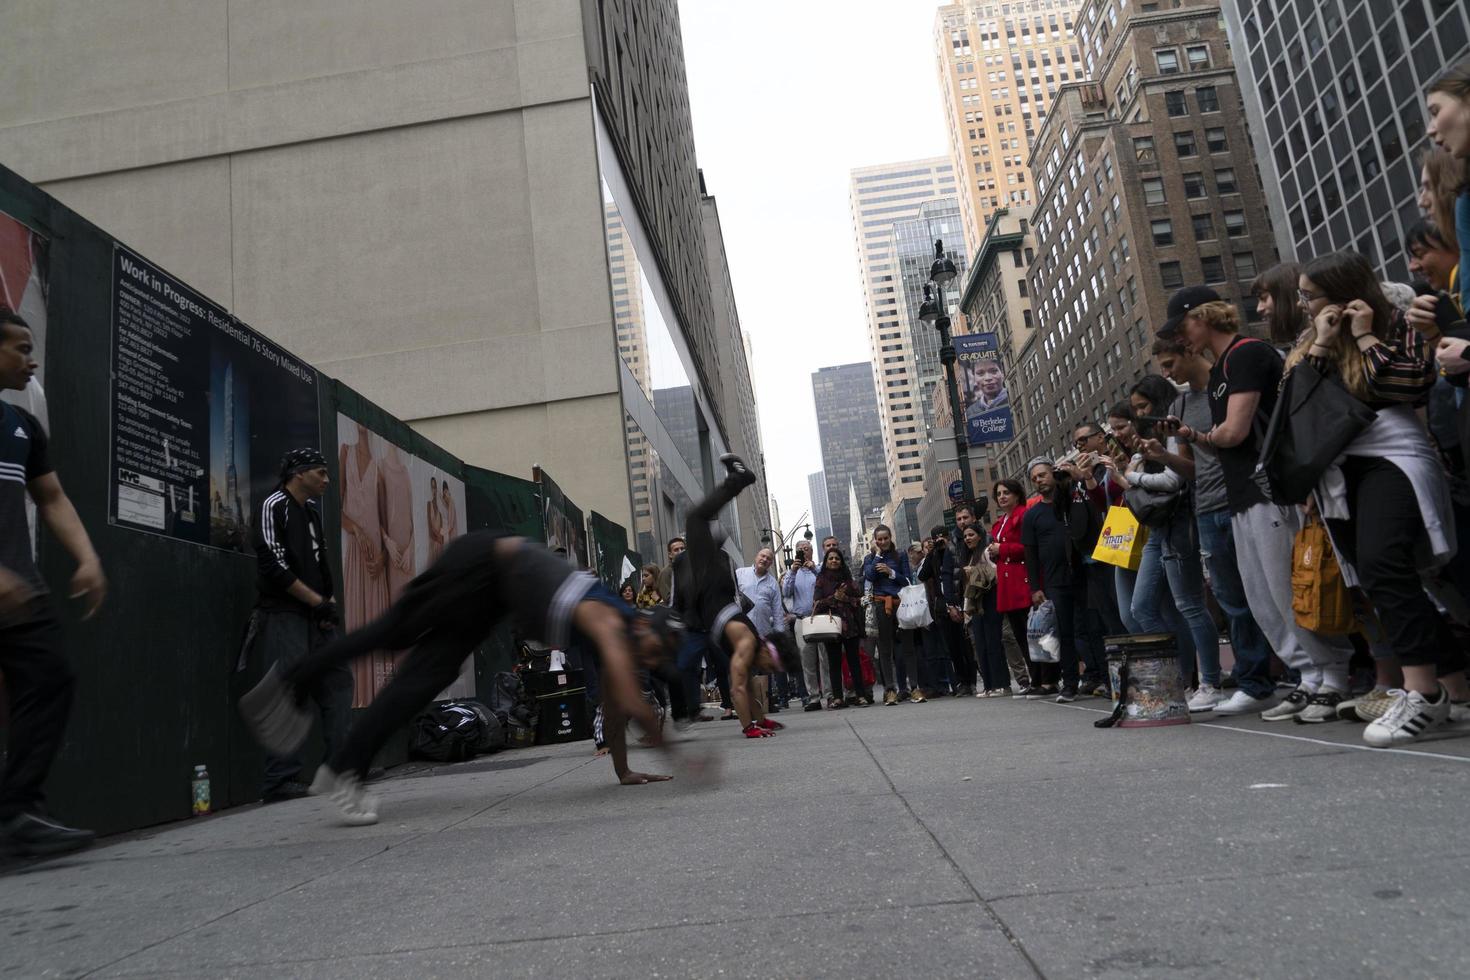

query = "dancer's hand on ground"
[[618, 771, 672, 785]]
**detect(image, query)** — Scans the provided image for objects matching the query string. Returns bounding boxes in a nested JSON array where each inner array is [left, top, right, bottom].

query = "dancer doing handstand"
[[671, 454, 795, 739]]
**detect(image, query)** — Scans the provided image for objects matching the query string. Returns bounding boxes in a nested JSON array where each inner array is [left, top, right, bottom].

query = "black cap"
[[1157, 285, 1221, 337]]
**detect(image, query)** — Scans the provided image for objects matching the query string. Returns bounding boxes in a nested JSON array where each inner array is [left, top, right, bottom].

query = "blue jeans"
[[1197, 508, 1273, 698], [1114, 565, 1142, 633], [1132, 519, 1217, 686]]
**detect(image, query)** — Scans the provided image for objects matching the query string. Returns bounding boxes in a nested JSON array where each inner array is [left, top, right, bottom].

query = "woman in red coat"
[[986, 478, 1041, 695]]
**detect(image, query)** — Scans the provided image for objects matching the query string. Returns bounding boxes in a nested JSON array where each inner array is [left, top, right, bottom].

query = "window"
[[1192, 213, 1216, 241], [1156, 49, 1180, 74], [1174, 131, 1197, 157], [1201, 255, 1225, 282], [1224, 210, 1247, 237], [1206, 127, 1228, 153], [1165, 91, 1187, 117], [1143, 177, 1166, 205], [1215, 167, 1237, 194], [1233, 251, 1258, 279], [1183, 172, 1206, 198], [1185, 45, 1210, 70], [1151, 218, 1174, 246], [1196, 86, 1219, 113]]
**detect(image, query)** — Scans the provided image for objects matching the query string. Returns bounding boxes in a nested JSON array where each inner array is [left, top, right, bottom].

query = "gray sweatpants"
[[1230, 502, 1353, 691], [796, 620, 832, 700]]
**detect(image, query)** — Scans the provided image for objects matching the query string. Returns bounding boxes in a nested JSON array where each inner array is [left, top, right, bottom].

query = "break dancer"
[[240, 533, 686, 826], [670, 454, 794, 739]]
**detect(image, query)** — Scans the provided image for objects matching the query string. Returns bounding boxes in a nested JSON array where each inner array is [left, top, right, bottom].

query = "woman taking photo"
[[813, 548, 867, 708], [958, 524, 1007, 695], [864, 524, 920, 705], [1426, 60, 1470, 311], [985, 479, 1036, 696], [1295, 250, 1466, 740]]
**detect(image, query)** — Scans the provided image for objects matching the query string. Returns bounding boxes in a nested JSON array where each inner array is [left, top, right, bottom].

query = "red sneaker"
[[743, 724, 773, 738], [757, 718, 785, 731]]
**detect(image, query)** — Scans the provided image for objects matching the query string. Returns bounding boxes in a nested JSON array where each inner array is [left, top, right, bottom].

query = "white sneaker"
[[1364, 688, 1451, 747], [1293, 689, 1346, 724], [309, 765, 380, 826], [1187, 684, 1223, 713], [1211, 689, 1274, 716], [1260, 687, 1311, 722]]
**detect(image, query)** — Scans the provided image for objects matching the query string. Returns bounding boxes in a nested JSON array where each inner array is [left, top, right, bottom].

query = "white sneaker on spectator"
[[1211, 689, 1275, 716], [1294, 689, 1345, 724], [1187, 685, 1223, 713], [1364, 687, 1451, 747], [309, 765, 380, 826], [1260, 687, 1311, 722]]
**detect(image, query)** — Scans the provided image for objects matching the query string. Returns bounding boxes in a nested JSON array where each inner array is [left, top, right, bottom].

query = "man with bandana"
[[248, 448, 352, 803]]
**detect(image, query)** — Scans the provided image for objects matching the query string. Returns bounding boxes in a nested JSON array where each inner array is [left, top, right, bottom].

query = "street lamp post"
[[919, 239, 975, 507], [761, 523, 814, 566]]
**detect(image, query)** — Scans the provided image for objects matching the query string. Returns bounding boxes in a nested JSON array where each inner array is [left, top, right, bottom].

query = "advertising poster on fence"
[[954, 332, 1014, 447], [534, 465, 589, 570], [336, 415, 471, 707], [107, 244, 319, 549], [1, 209, 50, 561]]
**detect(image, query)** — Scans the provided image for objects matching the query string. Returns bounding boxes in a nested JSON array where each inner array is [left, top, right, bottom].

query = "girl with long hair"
[[863, 524, 920, 705], [813, 548, 867, 708], [1292, 250, 1464, 737], [1251, 262, 1308, 347]]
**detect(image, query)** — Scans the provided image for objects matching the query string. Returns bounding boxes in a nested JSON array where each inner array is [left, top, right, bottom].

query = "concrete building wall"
[[0, 0, 664, 532]]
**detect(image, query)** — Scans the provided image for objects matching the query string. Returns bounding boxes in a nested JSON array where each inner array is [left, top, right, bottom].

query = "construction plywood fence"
[[0, 163, 545, 836]]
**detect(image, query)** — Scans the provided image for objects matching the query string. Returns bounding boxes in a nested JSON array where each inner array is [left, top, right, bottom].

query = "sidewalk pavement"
[[4, 693, 1470, 978]]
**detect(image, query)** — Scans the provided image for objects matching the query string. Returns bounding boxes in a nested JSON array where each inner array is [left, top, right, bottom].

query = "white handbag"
[[800, 614, 843, 643]]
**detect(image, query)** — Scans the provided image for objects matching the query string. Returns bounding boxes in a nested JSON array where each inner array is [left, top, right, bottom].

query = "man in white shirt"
[[737, 548, 787, 713]]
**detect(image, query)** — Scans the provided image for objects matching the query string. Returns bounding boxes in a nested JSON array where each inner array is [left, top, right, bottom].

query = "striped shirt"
[[1307, 309, 1435, 409]]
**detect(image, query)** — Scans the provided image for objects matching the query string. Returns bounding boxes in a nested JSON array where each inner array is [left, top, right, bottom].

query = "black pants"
[[874, 604, 920, 694], [1046, 585, 1082, 693], [937, 614, 977, 689], [970, 592, 1008, 691], [289, 599, 483, 778], [255, 609, 352, 795], [824, 637, 864, 700], [1329, 456, 1466, 673], [0, 600, 72, 819]]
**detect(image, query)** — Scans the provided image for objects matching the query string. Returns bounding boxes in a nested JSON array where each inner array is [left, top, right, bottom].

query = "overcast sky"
[[678, 0, 952, 543]]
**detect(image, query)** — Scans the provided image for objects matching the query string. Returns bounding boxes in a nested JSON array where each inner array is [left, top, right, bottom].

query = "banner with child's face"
[[955, 332, 1014, 446]]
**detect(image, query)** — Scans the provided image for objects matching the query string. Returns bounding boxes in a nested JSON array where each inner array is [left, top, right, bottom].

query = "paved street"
[[5, 695, 1470, 979]]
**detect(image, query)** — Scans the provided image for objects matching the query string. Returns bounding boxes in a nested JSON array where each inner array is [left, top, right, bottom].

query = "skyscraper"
[[808, 471, 833, 545], [849, 158, 958, 511], [935, 0, 1088, 256], [891, 200, 970, 433], [812, 363, 888, 549], [1219, 0, 1470, 281]]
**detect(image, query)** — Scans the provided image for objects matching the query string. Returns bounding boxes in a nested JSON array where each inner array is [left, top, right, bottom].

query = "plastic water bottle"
[[191, 765, 211, 816]]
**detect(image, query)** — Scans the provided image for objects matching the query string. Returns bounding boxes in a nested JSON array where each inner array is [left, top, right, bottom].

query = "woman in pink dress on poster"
[[426, 476, 445, 564], [440, 479, 458, 543], [339, 423, 391, 707]]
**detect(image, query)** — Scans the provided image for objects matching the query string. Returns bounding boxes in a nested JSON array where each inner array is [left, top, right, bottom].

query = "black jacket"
[[254, 489, 333, 612], [1021, 487, 1100, 592]]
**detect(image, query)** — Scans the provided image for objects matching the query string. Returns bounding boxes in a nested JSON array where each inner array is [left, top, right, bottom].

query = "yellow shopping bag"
[[1092, 505, 1148, 570]]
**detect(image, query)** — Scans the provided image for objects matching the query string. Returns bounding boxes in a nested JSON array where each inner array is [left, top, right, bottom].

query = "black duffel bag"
[[409, 701, 484, 762]]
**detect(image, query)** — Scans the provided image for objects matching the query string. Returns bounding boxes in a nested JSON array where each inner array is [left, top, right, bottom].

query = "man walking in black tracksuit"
[[248, 448, 352, 802]]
